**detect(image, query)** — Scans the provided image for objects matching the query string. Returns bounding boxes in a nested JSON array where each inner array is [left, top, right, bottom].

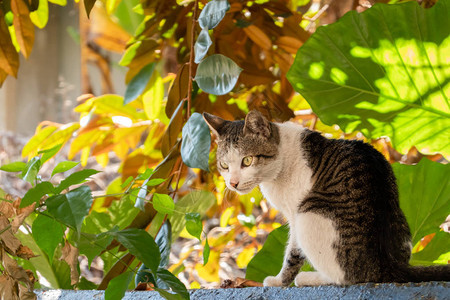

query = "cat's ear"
[[203, 112, 228, 137], [244, 110, 271, 138]]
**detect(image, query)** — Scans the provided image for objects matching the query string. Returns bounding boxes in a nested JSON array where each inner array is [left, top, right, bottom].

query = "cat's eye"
[[242, 156, 253, 167], [219, 161, 229, 169]]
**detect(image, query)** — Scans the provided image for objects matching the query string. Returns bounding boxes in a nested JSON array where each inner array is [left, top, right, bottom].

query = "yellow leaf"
[[195, 250, 220, 282], [22, 125, 58, 158], [69, 129, 105, 159], [142, 71, 163, 120], [220, 207, 234, 227], [190, 281, 201, 289], [11, 0, 35, 58], [39, 123, 80, 152], [236, 246, 256, 269], [29, 0, 48, 29], [81, 147, 90, 167], [95, 153, 109, 168]]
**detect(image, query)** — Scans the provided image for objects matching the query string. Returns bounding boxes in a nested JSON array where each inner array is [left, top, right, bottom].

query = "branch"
[[187, 0, 199, 119]]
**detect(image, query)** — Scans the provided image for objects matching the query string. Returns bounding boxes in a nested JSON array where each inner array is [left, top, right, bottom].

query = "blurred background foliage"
[[0, 0, 448, 298]]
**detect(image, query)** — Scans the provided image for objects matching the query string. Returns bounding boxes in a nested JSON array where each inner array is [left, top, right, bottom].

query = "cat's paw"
[[263, 276, 283, 287]]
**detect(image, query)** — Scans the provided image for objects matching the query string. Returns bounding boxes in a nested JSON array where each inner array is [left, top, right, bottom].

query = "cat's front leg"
[[263, 234, 304, 287]]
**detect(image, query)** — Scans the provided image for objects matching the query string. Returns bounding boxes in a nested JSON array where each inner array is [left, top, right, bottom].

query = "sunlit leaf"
[[143, 70, 163, 120], [51, 161, 79, 177], [410, 231, 450, 266], [46, 186, 93, 232], [105, 271, 133, 300], [0, 161, 26, 172], [287, 0, 450, 157], [48, 0, 67, 5], [19, 157, 41, 185], [124, 63, 155, 105], [22, 126, 58, 158], [393, 159, 450, 244], [11, 0, 35, 58], [166, 63, 188, 118], [185, 212, 202, 240], [29, 0, 48, 28], [162, 100, 184, 157], [195, 54, 242, 95], [32, 214, 64, 262], [181, 112, 211, 171], [194, 28, 212, 63], [198, 0, 230, 30], [153, 193, 175, 215], [40, 144, 63, 163]]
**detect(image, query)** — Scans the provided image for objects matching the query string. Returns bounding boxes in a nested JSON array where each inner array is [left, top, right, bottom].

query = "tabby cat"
[[203, 110, 450, 286]]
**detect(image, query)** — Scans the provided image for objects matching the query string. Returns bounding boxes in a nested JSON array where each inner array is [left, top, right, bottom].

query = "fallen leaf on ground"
[[220, 277, 263, 288]]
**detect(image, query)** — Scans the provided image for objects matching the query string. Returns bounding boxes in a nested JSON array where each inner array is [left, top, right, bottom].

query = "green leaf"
[[194, 54, 242, 95], [287, 0, 450, 158], [0, 161, 26, 172], [55, 169, 99, 193], [77, 230, 116, 266], [39, 144, 62, 163], [105, 271, 133, 300], [393, 159, 450, 244], [46, 186, 93, 232], [169, 191, 216, 242], [185, 212, 202, 240], [51, 161, 79, 177], [181, 112, 211, 171], [21, 181, 54, 208], [153, 193, 175, 215], [32, 214, 64, 262], [20, 157, 41, 185], [113, 228, 161, 275], [84, 0, 97, 18], [410, 231, 450, 266], [156, 269, 189, 300], [135, 221, 172, 286], [30, 0, 48, 28], [198, 0, 230, 30], [77, 277, 98, 290], [124, 63, 155, 105], [121, 176, 134, 189], [194, 28, 212, 63], [147, 178, 166, 186], [246, 225, 288, 282], [154, 288, 183, 300], [203, 237, 210, 266]]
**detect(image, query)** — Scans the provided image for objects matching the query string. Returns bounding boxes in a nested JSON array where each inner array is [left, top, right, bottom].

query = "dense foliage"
[[0, 0, 448, 299]]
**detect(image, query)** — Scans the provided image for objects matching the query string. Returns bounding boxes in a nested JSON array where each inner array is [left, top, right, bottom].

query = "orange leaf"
[[0, 10, 20, 77], [166, 63, 189, 118], [243, 25, 272, 51], [11, 0, 35, 59], [276, 36, 303, 54]]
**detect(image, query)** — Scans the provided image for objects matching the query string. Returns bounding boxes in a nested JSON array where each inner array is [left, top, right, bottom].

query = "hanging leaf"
[[143, 71, 164, 120], [40, 144, 63, 163], [156, 269, 189, 300], [181, 112, 211, 171], [112, 228, 161, 275], [194, 28, 212, 63], [185, 212, 202, 240], [11, 0, 35, 59], [195, 54, 242, 95], [46, 186, 93, 232], [287, 0, 450, 158], [198, 0, 230, 30], [246, 225, 288, 283], [161, 100, 184, 157], [0, 9, 20, 77], [166, 64, 189, 119], [393, 159, 450, 244], [124, 63, 155, 105], [84, 0, 97, 18]]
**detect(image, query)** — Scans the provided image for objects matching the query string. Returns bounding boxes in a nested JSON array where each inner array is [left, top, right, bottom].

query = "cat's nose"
[[230, 180, 239, 188]]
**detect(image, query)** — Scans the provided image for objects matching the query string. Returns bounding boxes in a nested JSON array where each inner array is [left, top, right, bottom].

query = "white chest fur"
[[259, 123, 313, 222]]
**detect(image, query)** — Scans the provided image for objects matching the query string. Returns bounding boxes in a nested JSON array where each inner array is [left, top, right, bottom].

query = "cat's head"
[[203, 110, 280, 194]]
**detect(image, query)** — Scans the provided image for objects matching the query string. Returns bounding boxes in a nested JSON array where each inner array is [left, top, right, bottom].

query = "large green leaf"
[[287, 1, 450, 158], [32, 214, 64, 262], [194, 54, 242, 95], [55, 169, 99, 193], [245, 225, 288, 283], [393, 159, 450, 244], [46, 186, 93, 232], [181, 112, 211, 171], [112, 228, 161, 275], [21, 181, 54, 208], [77, 230, 116, 267], [105, 271, 133, 300]]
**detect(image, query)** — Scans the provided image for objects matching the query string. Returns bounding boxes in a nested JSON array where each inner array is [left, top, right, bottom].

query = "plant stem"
[[187, 0, 199, 119]]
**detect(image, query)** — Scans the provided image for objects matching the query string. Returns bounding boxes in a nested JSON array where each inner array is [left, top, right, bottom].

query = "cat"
[[203, 110, 450, 286]]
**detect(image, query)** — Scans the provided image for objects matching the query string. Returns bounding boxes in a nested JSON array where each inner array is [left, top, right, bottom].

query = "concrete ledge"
[[37, 282, 450, 299]]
